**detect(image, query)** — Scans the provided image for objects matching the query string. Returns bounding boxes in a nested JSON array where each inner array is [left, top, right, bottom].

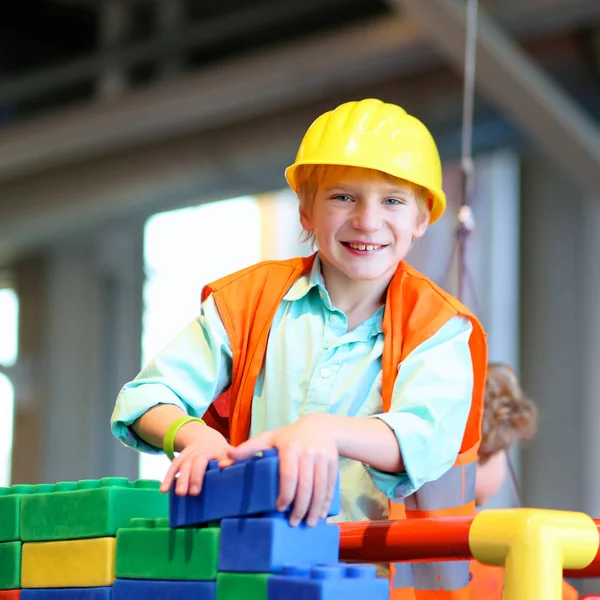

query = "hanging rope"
[[456, 0, 479, 306], [440, 0, 480, 312], [455, 0, 523, 508]]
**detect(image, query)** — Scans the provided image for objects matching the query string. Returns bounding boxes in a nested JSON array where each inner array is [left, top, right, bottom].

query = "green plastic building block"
[[216, 573, 270, 600], [0, 485, 34, 542], [20, 478, 168, 542], [0, 542, 21, 589], [115, 517, 220, 581]]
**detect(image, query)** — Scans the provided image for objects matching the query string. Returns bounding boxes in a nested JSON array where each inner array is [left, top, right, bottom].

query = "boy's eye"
[[384, 198, 407, 205], [333, 194, 352, 202]]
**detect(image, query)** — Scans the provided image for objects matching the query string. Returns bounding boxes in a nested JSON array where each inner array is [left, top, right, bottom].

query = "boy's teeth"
[[348, 243, 379, 251]]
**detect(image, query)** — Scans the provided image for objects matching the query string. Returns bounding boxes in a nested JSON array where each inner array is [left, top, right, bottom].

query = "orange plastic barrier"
[[338, 517, 473, 563], [338, 516, 600, 579]]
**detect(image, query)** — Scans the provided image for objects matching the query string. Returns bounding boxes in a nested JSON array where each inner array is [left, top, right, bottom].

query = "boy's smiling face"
[[300, 166, 430, 287]]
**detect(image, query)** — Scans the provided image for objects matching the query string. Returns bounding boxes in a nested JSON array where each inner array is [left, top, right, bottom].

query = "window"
[[0, 288, 19, 367], [0, 374, 14, 486], [0, 286, 19, 486], [139, 196, 262, 481]]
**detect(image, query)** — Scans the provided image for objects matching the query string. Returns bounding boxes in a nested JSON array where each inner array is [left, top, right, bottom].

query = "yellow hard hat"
[[285, 98, 446, 223]]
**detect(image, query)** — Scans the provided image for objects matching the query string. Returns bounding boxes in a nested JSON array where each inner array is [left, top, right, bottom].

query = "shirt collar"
[[282, 254, 384, 337], [283, 253, 327, 302]]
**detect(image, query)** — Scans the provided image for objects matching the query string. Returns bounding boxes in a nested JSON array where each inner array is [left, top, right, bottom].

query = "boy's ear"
[[413, 210, 430, 239], [299, 203, 314, 232]]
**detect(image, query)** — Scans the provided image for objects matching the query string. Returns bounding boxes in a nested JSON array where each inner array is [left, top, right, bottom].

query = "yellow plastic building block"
[[470, 508, 599, 600], [21, 537, 115, 588]]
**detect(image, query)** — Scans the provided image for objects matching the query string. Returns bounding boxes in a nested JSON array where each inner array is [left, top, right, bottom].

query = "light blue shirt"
[[111, 256, 474, 523]]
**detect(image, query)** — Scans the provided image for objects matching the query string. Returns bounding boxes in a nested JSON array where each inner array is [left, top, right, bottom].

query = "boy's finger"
[[306, 456, 327, 527], [277, 447, 299, 514], [226, 433, 271, 461], [160, 472, 173, 494], [188, 455, 208, 496], [160, 457, 180, 493], [321, 458, 339, 519], [289, 452, 314, 527], [175, 457, 192, 496]]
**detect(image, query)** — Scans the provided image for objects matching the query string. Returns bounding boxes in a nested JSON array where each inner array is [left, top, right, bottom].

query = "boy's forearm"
[[132, 404, 229, 455], [317, 413, 404, 473]]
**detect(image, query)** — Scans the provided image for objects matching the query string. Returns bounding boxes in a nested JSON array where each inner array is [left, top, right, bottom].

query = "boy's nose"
[[351, 204, 381, 232]]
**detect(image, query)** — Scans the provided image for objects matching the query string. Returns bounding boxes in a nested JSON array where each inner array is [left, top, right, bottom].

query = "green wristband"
[[163, 416, 205, 460]]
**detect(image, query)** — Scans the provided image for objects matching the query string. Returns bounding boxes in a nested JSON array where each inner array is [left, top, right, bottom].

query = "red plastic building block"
[[0, 592, 20, 600]]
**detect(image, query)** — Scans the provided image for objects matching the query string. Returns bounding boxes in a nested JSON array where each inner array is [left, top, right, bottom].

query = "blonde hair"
[[293, 164, 431, 248], [479, 363, 538, 464]]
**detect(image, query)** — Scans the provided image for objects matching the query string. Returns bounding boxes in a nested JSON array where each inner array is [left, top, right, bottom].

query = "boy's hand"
[[219, 413, 338, 527], [161, 426, 232, 496]]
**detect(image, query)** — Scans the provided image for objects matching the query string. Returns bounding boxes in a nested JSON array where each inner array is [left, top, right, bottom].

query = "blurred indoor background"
[[0, 0, 599, 588]]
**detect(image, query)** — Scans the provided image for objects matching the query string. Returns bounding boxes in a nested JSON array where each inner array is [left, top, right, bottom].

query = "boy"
[[111, 98, 487, 598]]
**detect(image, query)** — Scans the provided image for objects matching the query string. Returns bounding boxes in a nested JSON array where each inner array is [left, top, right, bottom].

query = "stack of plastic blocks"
[[0, 478, 168, 600], [162, 448, 389, 600], [0, 450, 389, 599]]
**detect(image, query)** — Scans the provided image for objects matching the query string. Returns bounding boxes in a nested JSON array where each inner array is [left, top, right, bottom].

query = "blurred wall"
[[3, 110, 599, 550]]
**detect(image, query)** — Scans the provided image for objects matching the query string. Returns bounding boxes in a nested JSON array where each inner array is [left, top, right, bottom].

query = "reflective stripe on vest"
[[390, 462, 477, 595], [201, 255, 487, 600], [393, 560, 415, 588], [404, 462, 477, 513]]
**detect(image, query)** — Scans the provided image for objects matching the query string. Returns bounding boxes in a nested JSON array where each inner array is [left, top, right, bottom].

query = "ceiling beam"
[[0, 0, 358, 106], [1, 0, 599, 184], [486, 0, 600, 37], [0, 15, 432, 182], [0, 72, 491, 263], [6, 0, 598, 109], [388, 0, 600, 194]]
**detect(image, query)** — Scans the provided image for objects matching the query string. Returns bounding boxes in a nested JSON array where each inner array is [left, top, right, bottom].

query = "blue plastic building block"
[[218, 516, 340, 573], [267, 563, 389, 600], [169, 449, 340, 527], [113, 578, 216, 600], [21, 589, 112, 600]]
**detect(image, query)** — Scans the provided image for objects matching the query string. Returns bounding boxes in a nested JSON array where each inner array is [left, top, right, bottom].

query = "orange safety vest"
[[200, 254, 487, 600]]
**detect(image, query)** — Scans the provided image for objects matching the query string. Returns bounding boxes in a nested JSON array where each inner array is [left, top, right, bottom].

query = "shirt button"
[[329, 314, 338, 323], [320, 368, 330, 378]]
